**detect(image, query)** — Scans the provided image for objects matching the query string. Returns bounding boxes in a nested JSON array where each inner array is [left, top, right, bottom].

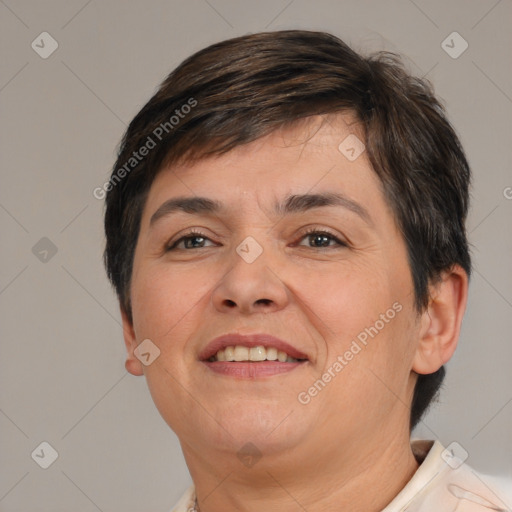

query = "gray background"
[[0, 0, 511, 510]]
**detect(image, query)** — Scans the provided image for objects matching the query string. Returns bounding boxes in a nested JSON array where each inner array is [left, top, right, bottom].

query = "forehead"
[[144, 113, 382, 213]]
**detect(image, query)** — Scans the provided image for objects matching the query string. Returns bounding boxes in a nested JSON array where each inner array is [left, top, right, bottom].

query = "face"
[[123, 114, 423, 467]]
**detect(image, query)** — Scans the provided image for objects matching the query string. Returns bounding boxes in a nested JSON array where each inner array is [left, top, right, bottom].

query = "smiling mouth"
[[207, 345, 307, 363]]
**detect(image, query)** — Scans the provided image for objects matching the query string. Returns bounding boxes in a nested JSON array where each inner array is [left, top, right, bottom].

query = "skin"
[[121, 113, 468, 511]]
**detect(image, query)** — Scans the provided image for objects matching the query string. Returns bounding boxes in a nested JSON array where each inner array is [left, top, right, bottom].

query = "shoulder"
[[450, 468, 512, 511], [383, 439, 512, 511]]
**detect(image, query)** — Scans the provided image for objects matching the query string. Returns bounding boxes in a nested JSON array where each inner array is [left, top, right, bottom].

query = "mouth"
[[207, 345, 305, 363], [199, 333, 309, 378]]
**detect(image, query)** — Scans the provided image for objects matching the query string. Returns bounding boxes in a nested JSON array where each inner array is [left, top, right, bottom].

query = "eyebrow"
[[149, 192, 372, 227]]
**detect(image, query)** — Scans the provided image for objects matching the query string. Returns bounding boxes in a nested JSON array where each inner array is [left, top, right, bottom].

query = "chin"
[[204, 401, 308, 455], [166, 400, 303, 455]]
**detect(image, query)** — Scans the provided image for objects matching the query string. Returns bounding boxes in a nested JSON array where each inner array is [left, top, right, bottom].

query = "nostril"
[[256, 299, 272, 306]]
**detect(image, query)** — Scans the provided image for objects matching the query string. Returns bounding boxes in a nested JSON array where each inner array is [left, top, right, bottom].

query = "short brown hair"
[[103, 30, 471, 429]]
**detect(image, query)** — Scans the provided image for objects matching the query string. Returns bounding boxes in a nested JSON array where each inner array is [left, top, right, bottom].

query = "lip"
[[203, 361, 304, 378], [198, 333, 309, 362]]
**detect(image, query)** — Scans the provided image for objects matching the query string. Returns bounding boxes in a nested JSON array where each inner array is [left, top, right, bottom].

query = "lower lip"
[[202, 361, 305, 378]]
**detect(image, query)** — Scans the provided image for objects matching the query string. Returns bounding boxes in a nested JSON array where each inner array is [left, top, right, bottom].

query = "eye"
[[297, 228, 347, 249], [165, 230, 216, 251], [165, 228, 347, 252]]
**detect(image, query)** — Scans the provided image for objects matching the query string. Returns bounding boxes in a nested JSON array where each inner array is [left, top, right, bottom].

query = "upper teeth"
[[211, 345, 300, 362]]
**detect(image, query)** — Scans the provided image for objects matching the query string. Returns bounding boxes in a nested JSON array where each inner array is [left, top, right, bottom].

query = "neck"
[[181, 426, 419, 512]]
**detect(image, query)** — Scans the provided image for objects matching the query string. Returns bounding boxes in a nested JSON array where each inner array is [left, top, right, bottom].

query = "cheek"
[[318, 306, 418, 427], [307, 261, 398, 336], [308, 258, 416, 376], [130, 262, 209, 344]]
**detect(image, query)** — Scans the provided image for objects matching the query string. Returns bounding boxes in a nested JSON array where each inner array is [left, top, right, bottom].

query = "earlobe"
[[121, 307, 144, 377], [412, 265, 469, 375]]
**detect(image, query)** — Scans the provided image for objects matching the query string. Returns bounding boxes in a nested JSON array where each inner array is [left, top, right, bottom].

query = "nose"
[[210, 239, 290, 315]]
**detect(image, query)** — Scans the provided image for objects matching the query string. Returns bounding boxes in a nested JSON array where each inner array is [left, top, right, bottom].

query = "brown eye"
[[297, 229, 347, 249], [166, 231, 215, 251]]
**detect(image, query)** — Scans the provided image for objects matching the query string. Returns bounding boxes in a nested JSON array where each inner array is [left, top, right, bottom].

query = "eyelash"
[[165, 227, 347, 251], [294, 227, 348, 250], [165, 230, 212, 251]]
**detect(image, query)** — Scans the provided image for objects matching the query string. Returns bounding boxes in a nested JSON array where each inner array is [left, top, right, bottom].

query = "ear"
[[121, 306, 144, 376], [412, 265, 469, 375]]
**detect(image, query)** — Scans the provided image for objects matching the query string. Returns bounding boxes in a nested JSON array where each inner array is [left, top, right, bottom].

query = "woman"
[[103, 30, 512, 511]]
